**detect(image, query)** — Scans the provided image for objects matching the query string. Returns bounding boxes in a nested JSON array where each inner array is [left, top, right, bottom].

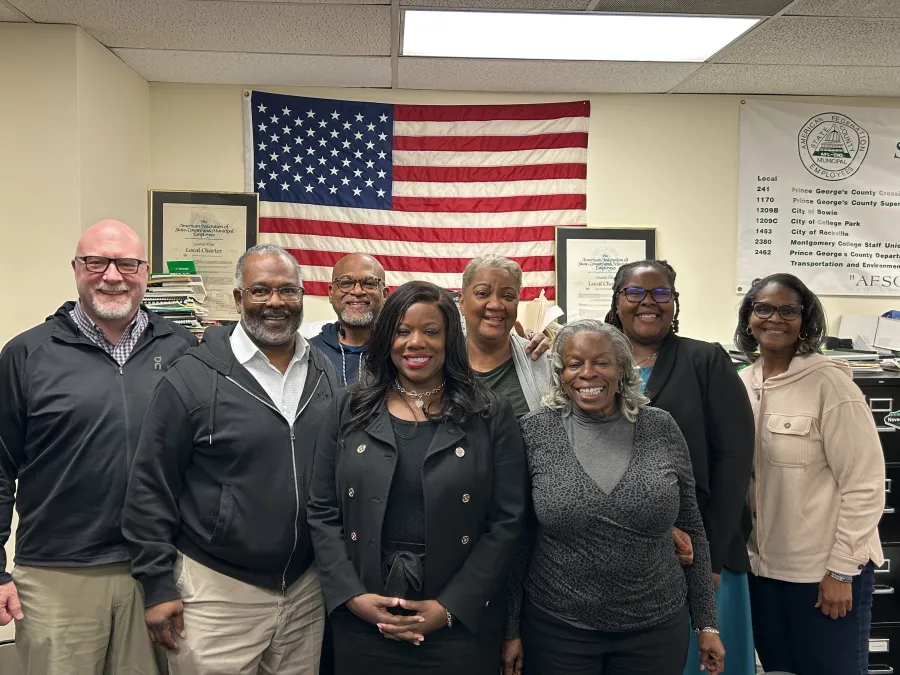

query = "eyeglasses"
[[333, 276, 383, 293], [242, 286, 304, 304], [621, 286, 675, 304], [752, 302, 803, 321], [75, 256, 146, 275]]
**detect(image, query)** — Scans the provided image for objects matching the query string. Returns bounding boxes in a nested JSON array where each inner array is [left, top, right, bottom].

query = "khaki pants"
[[13, 563, 159, 675], [167, 555, 324, 675]]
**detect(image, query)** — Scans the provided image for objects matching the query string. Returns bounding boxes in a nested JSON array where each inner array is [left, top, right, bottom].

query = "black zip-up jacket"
[[122, 324, 338, 607], [0, 302, 197, 584]]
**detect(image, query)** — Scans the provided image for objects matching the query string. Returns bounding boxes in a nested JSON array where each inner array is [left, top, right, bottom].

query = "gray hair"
[[461, 254, 523, 292], [542, 319, 648, 423], [234, 244, 303, 288]]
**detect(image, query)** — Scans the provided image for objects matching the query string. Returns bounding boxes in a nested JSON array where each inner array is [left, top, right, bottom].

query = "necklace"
[[394, 379, 445, 409], [635, 351, 659, 367]]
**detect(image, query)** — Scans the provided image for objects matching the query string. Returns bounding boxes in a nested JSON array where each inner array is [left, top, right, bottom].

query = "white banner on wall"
[[738, 100, 900, 296]]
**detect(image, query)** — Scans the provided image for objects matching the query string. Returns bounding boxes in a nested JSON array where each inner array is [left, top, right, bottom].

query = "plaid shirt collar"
[[70, 300, 149, 366]]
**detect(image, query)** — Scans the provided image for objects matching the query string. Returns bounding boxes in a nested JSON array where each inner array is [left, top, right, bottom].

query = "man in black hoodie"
[[0, 219, 197, 675], [123, 244, 338, 675]]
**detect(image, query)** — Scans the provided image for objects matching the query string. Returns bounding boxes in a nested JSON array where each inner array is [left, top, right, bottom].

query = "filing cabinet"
[[857, 372, 900, 674]]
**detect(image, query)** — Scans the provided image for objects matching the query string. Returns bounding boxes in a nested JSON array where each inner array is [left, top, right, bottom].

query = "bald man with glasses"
[[0, 220, 197, 675]]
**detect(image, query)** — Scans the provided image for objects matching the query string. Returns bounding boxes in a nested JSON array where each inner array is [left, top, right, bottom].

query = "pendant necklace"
[[636, 351, 659, 367], [394, 379, 445, 409]]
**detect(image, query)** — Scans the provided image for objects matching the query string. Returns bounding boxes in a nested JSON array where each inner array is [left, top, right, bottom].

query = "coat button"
[[348, 488, 355, 498], [455, 447, 465, 458], [357, 444, 367, 453], [784, 422, 791, 429], [461, 536, 470, 545], [485, 600, 490, 607], [350, 532, 357, 541], [462, 494, 470, 503]]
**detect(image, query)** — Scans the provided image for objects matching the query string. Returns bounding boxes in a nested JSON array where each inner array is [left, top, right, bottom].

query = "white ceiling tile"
[[0, 1, 28, 21], [10, 1, 391, 54], [401, 0, 588, 8], [714, 16, 900, 66], [672, 63, 900, 96], [113, 49, 392, 87], [787, 0, 900, 17], [397, 57, 700, 92], [590, 0, 791, 14]]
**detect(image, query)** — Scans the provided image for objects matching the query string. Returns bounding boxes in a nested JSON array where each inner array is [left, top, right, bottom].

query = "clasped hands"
[[346, 593, 449, 646]]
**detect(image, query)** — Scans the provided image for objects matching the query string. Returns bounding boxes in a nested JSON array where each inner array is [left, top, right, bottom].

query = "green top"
[[475, 357, 531, 419]]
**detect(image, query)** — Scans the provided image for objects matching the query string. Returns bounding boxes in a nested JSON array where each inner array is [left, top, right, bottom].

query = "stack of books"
[[144, 274, 208, 338]]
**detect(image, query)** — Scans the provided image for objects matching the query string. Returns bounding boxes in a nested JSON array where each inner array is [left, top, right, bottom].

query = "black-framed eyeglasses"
[[242, 286, 304, 304], [333, 276, 383, 293], [622, 286, 675, 304], [752, 302, 803, 321], [75, 256, 146, 275]]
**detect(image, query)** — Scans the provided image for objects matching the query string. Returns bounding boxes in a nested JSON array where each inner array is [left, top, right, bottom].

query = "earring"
[[746, 326, 753, 335], [617, 380, 624, 393], [800, 332, 808, 340]]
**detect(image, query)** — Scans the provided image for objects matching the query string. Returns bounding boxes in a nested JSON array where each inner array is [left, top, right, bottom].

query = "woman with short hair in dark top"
[[459, 254, 552, 419], [308, 281, 527, 674], [504, 320, 724, 675], [604, 259, 756, 675]]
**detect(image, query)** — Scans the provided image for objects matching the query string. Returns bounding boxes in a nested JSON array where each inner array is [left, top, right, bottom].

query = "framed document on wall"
[[149, 190, 259, 320], [556, 227, 656, 324]]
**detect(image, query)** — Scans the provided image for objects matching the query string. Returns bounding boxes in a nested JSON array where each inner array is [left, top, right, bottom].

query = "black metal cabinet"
[[857, 372, 900, 674]]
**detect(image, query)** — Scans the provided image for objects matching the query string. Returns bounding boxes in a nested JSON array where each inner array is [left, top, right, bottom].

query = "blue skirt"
[[683, 568, 756, 675]]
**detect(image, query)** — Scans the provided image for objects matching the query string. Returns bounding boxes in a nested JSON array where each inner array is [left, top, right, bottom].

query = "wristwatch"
[[828, 570, 853, 583]]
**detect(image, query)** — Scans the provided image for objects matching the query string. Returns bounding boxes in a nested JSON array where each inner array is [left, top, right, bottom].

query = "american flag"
[[246, 91, 589, 300]]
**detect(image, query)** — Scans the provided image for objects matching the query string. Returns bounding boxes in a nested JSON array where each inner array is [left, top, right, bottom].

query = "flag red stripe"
[[392, 163, 587, 183], [260, 217, 561, 243], [393, 132, 588, 152], [394, 101, 590, 122], [287, 249, 556, 273], [300, 279, 555, 300], [391, 194, 585, 213]]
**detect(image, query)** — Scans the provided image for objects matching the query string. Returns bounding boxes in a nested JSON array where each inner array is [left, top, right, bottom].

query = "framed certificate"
[[556, 227, 656, 324], [149, 190, 259, 320]]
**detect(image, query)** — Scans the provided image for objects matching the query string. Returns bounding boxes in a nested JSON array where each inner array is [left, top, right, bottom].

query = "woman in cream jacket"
[[734, 272, 884, 675]]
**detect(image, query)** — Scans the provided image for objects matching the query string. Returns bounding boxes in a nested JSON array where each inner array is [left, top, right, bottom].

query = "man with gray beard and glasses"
[[123, 244, 338, 675], [0, 219, 197, 675]]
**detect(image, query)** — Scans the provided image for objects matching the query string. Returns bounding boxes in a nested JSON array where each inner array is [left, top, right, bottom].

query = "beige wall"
[[0, 24, 82, 348], [148, 83, 900, 343], [76, 29, 150, 236]]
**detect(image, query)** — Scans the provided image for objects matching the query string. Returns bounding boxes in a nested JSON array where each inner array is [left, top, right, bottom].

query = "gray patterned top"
[[507, 405, 718, 637]]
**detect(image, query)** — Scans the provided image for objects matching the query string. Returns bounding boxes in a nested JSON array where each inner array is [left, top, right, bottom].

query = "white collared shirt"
[[230, 322, 310, 421]]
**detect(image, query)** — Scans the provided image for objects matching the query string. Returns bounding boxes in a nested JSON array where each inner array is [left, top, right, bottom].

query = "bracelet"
[[695, 627, 720, 636], [828, 570, 853, 583], [445, 608, 453, 629]]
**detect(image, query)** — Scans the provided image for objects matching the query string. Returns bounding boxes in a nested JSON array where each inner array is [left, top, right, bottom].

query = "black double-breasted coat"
[[307, 390, 527, 633]]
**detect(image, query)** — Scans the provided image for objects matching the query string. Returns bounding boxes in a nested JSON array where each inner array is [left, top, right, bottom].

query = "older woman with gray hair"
[[458, 254, 551, 419], [503, 320, 724, 675]]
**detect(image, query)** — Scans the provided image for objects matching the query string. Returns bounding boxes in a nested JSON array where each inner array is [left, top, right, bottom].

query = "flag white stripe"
[[260, 232, 553, 259], [260, 201, 585, 228], [393, 148, 587, 167], [297, 264, 555, 288], [393, 116, 589, 137], [392, 178, 585, 198]]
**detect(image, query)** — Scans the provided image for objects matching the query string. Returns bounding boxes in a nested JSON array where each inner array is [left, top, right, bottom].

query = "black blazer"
[[645, 332, 755, 574], [307, 390, 527, 633]]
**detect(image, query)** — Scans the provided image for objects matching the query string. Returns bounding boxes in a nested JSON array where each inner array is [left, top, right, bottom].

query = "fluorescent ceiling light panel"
[[402, 11, 760, 62]]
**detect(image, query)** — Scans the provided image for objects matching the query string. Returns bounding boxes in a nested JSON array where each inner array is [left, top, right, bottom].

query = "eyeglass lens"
[[82, 256, 144, 274], [623, 286, 673, 303]]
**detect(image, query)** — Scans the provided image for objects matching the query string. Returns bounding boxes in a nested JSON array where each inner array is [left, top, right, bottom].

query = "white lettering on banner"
[[738, 100, 900, 295]]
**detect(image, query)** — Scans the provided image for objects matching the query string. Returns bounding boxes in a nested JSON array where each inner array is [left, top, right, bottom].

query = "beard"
[[339, 307, 375, 327], [242, 304, 304, 347], [90, 283, 138, 321]]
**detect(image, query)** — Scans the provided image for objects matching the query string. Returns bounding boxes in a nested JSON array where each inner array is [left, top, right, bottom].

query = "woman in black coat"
[[308, 280, 527, 675], [604, 259, 756, 675]]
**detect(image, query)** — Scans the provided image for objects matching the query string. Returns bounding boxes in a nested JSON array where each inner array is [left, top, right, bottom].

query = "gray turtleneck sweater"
[[563, 407, 634, 494]]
